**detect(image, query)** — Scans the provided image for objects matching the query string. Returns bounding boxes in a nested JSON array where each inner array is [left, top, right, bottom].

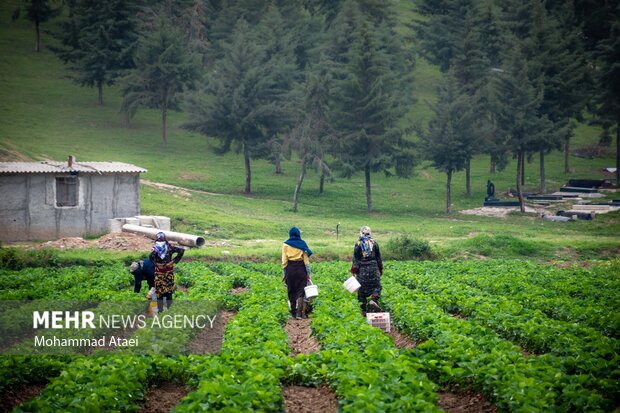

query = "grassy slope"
[[0, 1, 618, 262]]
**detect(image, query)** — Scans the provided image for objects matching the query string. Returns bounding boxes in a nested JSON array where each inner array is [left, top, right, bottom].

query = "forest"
[[15, 0, 620, 213]]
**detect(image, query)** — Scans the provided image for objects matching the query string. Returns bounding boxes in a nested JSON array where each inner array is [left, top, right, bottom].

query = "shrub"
[[0, 247, 59, 270], [385, 235, 434, 260]]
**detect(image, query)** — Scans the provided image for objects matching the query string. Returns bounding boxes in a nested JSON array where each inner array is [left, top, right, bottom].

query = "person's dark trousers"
[[157, 292, 173, 312], [285, 261, 307, 317]]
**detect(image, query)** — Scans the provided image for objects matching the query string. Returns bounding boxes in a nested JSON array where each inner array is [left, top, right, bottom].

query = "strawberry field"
[[0, 259, 618, 412]]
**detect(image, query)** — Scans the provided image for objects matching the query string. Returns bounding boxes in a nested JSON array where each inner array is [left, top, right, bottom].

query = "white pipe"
[[122, 224, 205, 247]]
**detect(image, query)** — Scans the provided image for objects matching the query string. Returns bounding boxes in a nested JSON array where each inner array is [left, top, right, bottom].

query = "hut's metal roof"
[[0, 161, 147, 174]]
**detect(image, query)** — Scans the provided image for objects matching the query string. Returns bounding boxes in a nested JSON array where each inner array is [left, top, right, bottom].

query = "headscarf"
[[154, 241, 168, 260], [129, 261, 140, 274], [156, 232, 166, 240], [359, 226, 374, 257], [284, 226, 313, 257]]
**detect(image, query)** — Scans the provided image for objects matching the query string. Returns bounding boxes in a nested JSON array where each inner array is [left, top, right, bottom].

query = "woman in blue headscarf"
[[282, 226, 313, 319], [350, 226, 383, 316]]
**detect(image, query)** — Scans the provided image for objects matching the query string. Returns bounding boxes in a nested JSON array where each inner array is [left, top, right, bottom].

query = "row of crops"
[[0, 259, 618, 411]]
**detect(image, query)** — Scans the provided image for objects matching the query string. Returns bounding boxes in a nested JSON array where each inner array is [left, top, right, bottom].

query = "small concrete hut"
[[0, 156, 147, 241]]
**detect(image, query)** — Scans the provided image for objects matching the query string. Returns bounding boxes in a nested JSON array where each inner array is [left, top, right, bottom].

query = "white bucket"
[[343, 276, 361, 293], [304, 283, 318, 299]]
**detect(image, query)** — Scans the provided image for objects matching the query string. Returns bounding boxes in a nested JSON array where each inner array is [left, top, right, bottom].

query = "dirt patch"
[[228, 287, 248, 295], [459, 206, 542, 218], [142, 179, 221, 197], [37, 233, 155, 251], [285, 318, 320, 355], [187, 309, 236, 354], [282, 385, 338, 413], [0, 383, 46, 413], [552, 261, 594, 269], [96, 232, 155, 251], [437, 390, 496, 413], [138, 382, 191, 413], [39, 237, 92, 249], [389, 329, 419, 349], [449, 312, 468, 321], [0, 143, 32, 162]]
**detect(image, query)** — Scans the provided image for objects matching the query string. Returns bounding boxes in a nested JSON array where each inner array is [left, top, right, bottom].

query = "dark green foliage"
[[0, 247, 59, 270], [593, 8, 620, 183], [20, 0, 62, 52], [385, 234, 434, 260], [120, 15, 201, 145], [422, 73, 476, 212], [51, 0, 141, 105], [286, 65, 335, 210], [493, 44, 556, 207], [328, 0, 414, 212], [184, 14, 299, 193]]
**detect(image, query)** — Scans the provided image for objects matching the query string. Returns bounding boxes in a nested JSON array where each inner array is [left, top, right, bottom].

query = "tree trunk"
[[274, 156, 282, 174], [521, 155, 525, 186], [517, 151, 525, 213], [564, 137, 571, 173], [244, 142, 251, 194], [97, 80, 103, 106], [490, 157, 496, 174], [292, 159, 307, 212], [161, 107, 168, 146], [446, 169, 452, 214], [319, 174, 325, 194], [465, 158, 471, 196], [34, 19, 40, 52], [616, 119, 620, 186], [539, 150, 546, 194], [365, 164, 372, 213]]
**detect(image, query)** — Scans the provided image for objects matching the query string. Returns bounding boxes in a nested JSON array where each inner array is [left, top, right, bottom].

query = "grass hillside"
[[0, 1, 618, 263]]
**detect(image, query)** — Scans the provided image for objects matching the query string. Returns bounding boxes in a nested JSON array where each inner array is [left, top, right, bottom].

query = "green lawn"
[[0, 2, 618, 263]]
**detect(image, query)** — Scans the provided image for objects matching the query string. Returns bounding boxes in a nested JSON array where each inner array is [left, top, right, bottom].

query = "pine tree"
[[451, 4, 490, 196], [119, 16, 201, 146], [184, 18, 296, 194], [594, 10, 620, 184], [494, 45, 554, 212], [422, 73, 475, 213], [52, 0, 140, 105], [329, 3, 414, 213], [20, 0, 62, 52], [286, 67, 335, 212], [252, 4, 302, 173]]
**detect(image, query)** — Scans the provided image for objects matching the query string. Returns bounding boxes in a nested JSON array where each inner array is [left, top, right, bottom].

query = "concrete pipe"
[[121, 224, 205, 247]]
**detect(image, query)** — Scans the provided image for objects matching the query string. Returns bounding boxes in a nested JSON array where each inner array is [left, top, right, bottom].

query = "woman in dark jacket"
[[281, 226, 313, 319], [129, 257, 155, 294], [350, 226, 383, 316]]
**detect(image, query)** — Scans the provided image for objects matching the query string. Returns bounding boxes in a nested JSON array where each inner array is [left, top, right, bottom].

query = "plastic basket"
[[343, 276, 361, 293], [366, 312, 391, 332]]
